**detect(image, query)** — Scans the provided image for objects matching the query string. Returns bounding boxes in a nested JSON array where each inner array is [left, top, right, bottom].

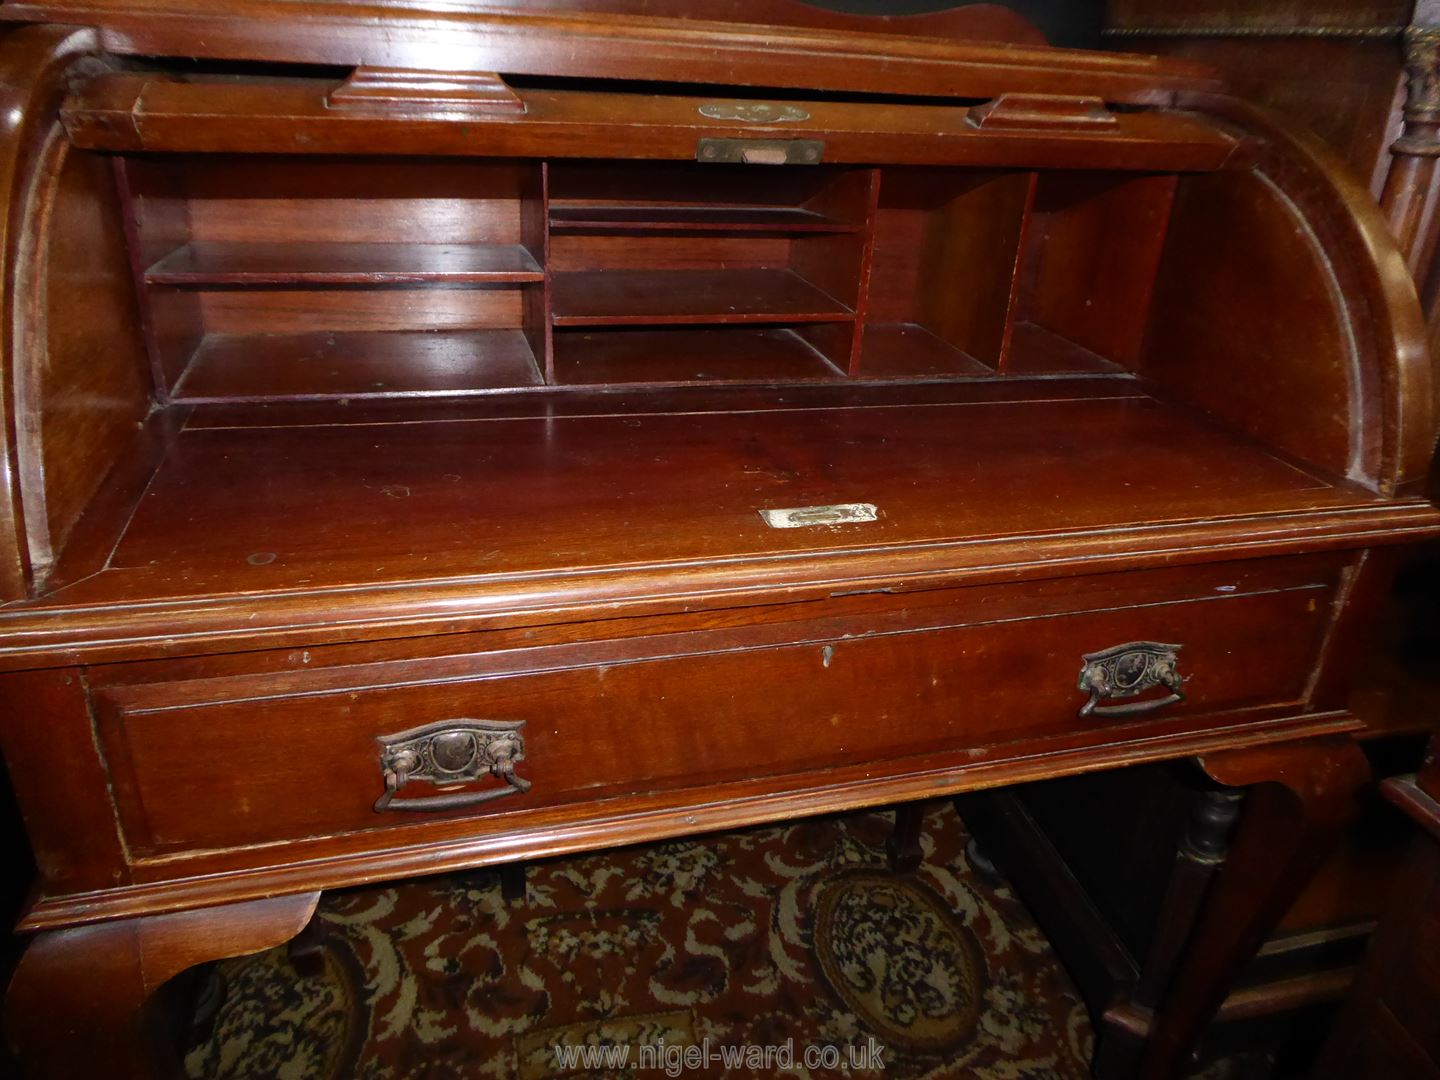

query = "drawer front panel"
[[97, 581, 1331, 855]]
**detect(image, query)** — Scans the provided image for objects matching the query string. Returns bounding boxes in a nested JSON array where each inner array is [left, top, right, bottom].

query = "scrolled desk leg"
[[4, 892, 321, 1080], [1136, 737, 1369, 1080]]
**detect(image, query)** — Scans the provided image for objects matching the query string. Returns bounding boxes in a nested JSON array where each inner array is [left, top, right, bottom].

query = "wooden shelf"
[[554, 327, 845, 385], [146, 242, 545, 286], [857, 324, 994, 379], [171, 330, 542, 401], [1006, 322, 1124, 375], [551, 269, 855, 327], [549, 204, 858, 233]]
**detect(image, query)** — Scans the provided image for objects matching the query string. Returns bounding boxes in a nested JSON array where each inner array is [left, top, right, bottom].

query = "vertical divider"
[[994, 170, 1039, 374], [112, 158, 200, 402], [845, 167, 883, 377], [520, 160, 554, 384]]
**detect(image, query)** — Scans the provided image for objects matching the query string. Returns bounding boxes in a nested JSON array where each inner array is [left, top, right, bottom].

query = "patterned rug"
[[183, 804, 1096, 1079]]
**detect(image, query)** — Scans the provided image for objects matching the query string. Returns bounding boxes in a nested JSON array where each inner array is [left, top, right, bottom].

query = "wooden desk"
[[0, 3, 1434, 1077]]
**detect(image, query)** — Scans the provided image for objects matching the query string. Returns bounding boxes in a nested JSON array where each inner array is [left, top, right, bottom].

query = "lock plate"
[[696, 138, 825, 165]]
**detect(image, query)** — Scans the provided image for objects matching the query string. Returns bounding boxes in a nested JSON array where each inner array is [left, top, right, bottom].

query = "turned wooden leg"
[[1136, 737, 1369, 1080], [4, 892, 320, 1080], [1096, 785, 1245, 1079], [887, 801, 926, 874]]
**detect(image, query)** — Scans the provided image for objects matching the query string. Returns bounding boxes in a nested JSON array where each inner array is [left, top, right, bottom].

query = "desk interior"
[[38, 379, 1380, 610]]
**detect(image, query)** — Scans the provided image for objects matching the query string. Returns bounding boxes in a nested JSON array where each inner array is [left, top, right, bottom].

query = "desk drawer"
[[94, 564, 1336, 856]]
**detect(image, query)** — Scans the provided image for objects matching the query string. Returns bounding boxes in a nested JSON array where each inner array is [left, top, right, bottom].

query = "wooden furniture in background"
[[1314, 734, 1440, 1078], [1104, 0, 1440, 346], [0, 4, 1434, 1078]]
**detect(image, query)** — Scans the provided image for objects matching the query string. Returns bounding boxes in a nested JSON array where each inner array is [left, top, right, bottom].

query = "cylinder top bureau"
[[0, 2, 1436, 1077]]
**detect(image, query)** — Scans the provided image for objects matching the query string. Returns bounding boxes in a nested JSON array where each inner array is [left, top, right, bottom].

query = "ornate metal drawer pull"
[[1077, 642, 1185, 720], [374, 719, 531, 813]]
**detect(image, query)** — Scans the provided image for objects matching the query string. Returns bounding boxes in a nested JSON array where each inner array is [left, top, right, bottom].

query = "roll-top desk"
[[0, 2, 1436, 1077]]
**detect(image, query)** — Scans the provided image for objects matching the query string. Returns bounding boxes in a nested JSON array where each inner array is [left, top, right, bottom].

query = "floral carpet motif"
[[184, 804, 1095, 1078]]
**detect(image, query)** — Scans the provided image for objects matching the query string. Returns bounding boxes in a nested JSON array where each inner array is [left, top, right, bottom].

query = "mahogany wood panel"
[[0, 3, 1222, 103], [1007, 322, 1123, 375], [854, 324, 993, 378], [84, 399, 1361, 598], [550, 268, 854, 325], [176, 380, 1151, 429], [4, 386, 1436, 670], [62, 80, 1239, 172], [24, 709, 1367, 933], [326, 66, 526, 118], [1017, 172, 1177, 369], [0, 669, 129, 893], [547, 162, 868, 229], [1140, 169, 1359, 485], [552, 328, 843, 386], [145, 241, 544, 286], [0, 553, 1314, 912], [547, 234, 794, 276], [30, 145, 152, 577], [0, 25, 104, 601], [549, 206, 856, 233], [80, 553, 1344, 690], [868, 168, 1032, 371], [113, 157, 200, 395], [1177, 93, 1435, 498], [788, 177, 875, 317], [4, 892, 319, 1080], [94, 578, 1334, 855], [919, 171, 1033, 368], [139, 156, 534, 245], [40, 407, 188, 599], [547, 233, 791, 273], [172, 330, 543, 402], [197, 286, 526, 335], [789, 321, 857, 374], [790, 230, 871, 363]]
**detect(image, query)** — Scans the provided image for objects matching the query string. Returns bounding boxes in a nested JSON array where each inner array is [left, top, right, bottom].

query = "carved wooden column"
[[1383, 4, 1440, 283], [5, 893, 320, 1080]]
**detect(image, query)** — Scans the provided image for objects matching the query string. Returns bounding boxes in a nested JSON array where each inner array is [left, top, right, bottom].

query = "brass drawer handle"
[[1077, 641, 1185, 720], [374, 719, 532, 813]]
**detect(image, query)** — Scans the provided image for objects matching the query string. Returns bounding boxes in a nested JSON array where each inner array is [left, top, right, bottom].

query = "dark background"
[[806, 0, 1104, 46]]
